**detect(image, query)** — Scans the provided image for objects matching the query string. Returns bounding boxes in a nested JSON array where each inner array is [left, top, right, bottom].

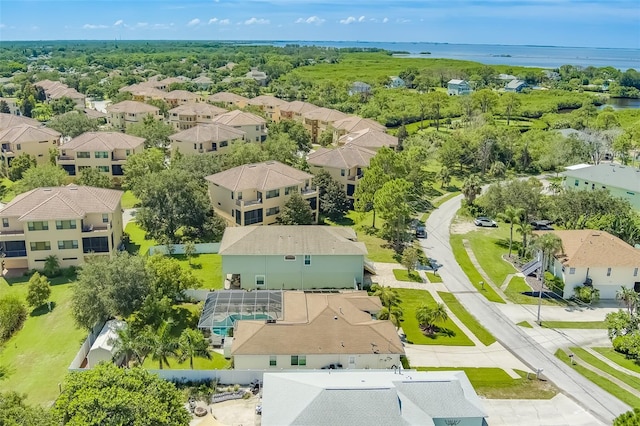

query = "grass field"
[[393, 269, 423, 283], [542, 321, 607, 329], [517, 321, 533, 328], [593, 347, 640, 374], [142, 350, 230, 370], [0, 276, 85, 406], [556, 348, 640, 408], [461, 226, 517, 286], [125, 221, 158, 256], [505, 276, 567, 306], [121, 190, 140, 209], [1, 177, 16, 202], [425, 272, 443, 283], [569, 347, 640, 393], [396, 289, 473, 346], [415, 367, 557, 399], [438, 292, 496, 346], [341, 211, 397, 263]]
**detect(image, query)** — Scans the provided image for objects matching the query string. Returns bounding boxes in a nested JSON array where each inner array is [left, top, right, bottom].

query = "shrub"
[[544, 271, 565, 296], [0, 296, 27, 341], [573, 285, 600, 304], [612, 336, 631, 355]]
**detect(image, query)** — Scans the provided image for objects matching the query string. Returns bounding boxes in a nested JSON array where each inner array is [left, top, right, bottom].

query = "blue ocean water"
[[267, 40, 640, 71]]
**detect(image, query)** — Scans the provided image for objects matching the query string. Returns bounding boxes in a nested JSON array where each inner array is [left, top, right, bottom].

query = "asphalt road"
[[420, 194, 630, 425]]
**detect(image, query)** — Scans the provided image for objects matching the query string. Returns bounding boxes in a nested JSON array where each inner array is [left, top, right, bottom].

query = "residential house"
[[388, 76, 406, 88], [447, 79, 472, 96], [498, 73, 518, 82], [0, 113, 40, 131], [338, 128, 399, 151], [82, 108, 107, 123], [162, 90, 204, 107], [118, 84, 166, 102], [349, 81, 372, 96], [34, 79, 86, 107], [57, 131, 145, 179], [219, 226, 367, 289], [303, 107, 349, 144], [0, 124, 61, 167], [106, 100, 161, 130], [0, 97, 20, 115], [168, 103, 227, 130], [147, 76, 189, 91], [192, 75, 213, 90], [205, 161, 317, 227], [261, 370, 487, 426], [562, 163, 640, 209], [246, 95, 289, 121], [245, 68, 268, 86], [537, 229, 640, 299], [217, 62, 237, 72], [279, 101, 320, 122], [308, 145, 376, 206], [207, 92, 249, 109], [211, 110, 267, 142], [0, 185, 124, 271], [505, 80, 527, 92], [169, 123, 245, 155], [331, 116, 386, 142]]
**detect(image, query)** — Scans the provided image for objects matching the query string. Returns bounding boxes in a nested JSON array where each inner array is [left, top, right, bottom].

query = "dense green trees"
[[8, 153, 36, 181], [415, 303, 448, 335], [26, 272, 51, 310], [0, 392, 55, 426], [375, 178, 413, 252], [76, 166, 112, 188], [278, 192, 315, 225], [46, 111, 99, 138], [0, 296, 27, 341], [14, 165, 68, 193], [126, 115, 175, 149]]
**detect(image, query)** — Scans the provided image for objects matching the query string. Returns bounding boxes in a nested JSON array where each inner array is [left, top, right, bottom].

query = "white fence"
[[148, 243, 220, 256], [68, 321, 105, 369]]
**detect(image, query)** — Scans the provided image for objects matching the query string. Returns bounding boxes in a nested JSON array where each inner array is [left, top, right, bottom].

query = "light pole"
[[536, 251, 545, 325]]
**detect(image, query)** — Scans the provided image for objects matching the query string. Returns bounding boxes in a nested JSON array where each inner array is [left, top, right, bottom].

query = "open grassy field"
[[438, 291, 496, 346], [425, 272, 442, 283], [517, 321, 533, 328], [416, 367, 558, 399], [396, 289, 473, 346], [172, 253, 223, 290], [338, 210, 398, 263], [142, 350, 230, 370], [0, 276, 85, 406], [461, 226, 517, 287], [593, 347, 640, 374]]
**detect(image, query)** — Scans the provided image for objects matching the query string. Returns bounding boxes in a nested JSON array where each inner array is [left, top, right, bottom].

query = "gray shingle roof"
[[205, 160, 311, 192]]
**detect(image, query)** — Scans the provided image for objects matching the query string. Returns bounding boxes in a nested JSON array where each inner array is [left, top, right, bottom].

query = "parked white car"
[[474, 217, 497, 227]]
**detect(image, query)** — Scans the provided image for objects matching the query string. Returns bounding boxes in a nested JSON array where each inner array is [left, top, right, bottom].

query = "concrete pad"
[[482, 394, 606, 426]]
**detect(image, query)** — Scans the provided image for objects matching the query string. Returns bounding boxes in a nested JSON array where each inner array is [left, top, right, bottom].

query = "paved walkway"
[[462, 239, 510, 302], [583, 347, 640, 379]]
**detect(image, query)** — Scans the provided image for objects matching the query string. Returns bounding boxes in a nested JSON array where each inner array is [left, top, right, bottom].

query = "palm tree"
[[378, 306, 404, 330], [143, 321, 179, 369], [498, 206, 524, 258], [436, 166, 451, 189], [179, 329, 211, 369], [109, 323, 142, 368], [415, 303, 448, 335], [516, 222, 534, 256], [461, 175, 482, 205], [616, 287, 640, 316], [371, 284, 399, 309], [531, 233, 564, 324]]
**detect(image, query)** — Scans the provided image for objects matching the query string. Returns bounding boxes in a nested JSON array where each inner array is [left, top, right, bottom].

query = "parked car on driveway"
[[531, 220, 554, 230], [474, 217, 497, 227]]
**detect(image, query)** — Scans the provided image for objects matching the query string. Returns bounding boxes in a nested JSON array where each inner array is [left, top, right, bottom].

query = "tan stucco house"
[[246, 95, 289, 121], [338, 128, 399, 151], [168, 103, 228, 130], [303, 107, 349, 144], [211, 110, 267, 142], [279, 101, 319, 122], [0, 124, 61, 167], [207, 92, 249, 109], [0, 185, 124, 271], [205, 161, 317, 227], [106, 100, 161, 130], [331, 116, 386, 143], [169, 123, 245, 155], [162, 90, 204, 107]]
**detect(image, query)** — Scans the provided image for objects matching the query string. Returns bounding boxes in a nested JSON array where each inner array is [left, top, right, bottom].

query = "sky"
[[0, 0, 638, 49]]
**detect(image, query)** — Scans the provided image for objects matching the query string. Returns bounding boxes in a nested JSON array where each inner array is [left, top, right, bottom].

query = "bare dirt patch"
[[450, 219, 478, 235], [208, 394, 261, 426]]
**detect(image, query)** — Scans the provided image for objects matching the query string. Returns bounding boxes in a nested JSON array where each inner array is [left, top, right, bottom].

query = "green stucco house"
[[563, 163, 640, 210], [218, 226, 368, 290]]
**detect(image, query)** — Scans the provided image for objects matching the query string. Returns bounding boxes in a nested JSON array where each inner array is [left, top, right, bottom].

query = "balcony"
[[235, 199, 262, 208], [301, 186, 318, 196], [57, 155, 74, 162], [82, 224, 110, 233], [0, 230, 25, 237], [347, 174, 363, 181], [2, 148, 15, 156]]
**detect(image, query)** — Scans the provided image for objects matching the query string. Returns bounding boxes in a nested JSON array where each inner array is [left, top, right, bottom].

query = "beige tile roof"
[[535, 229, 640, 268], [169, 123, 245, 144], [83, 108, 107, 119], [0, 124, 60, 144], [218, 225, 367, 256], [308, 145, 376, 169], [0, 113, 41, 131], [205, 160, 312, 192], [64, 131, 145, 152], [279, 101, 320, 115], [232, 291, 402, 356], [107, 100, 159, 114], [208, 92, 249, 104], [118, 84, 166, 98], [246, 95, 288, 108], [211, 110, 266, 126], [303, 107, 349, 122], [0, 185, 123, 221], [339, 128, 398, 150], [47, 86, 85, 101], [333, 116, 386, 133], [169, 102, 227, 116], [193, 75, 212, 84], [34, 79, 61, 91], [163, 90, 201, 101]]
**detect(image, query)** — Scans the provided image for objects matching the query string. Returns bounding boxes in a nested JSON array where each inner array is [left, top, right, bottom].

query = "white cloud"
[[382, 17, 389, 23], [358, 16, 365, 22], [83, 24, 109, 29], [339, 16, 356, 24], [209, 18, 218, 24], [136, 22, 149, 28], [244, 17, 269, 25], [396, 18, 411, 23], [295, 15, 325, 25], [113, 19, 123, 26], [219, 19, 231, 25], [187, 18, 200, 27]]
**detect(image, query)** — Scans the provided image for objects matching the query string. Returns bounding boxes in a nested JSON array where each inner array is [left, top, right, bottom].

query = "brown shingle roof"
[[232, 291, 402, 356], [0, 124, 60, 144], [107, 100, 159, 114], [0, 113, 41, 131], [308, 145, 375, 169], [303, 107, 349, 122], [169, 123, 245, 144], [219, 225, 367, 256], [64, 131, 145, 151], [536, 229, 640, 268], [211, 110, 266, 126], [205, 160, 312, 192], [0, 185, 123, 221], [169, 102, 227, 116], [333, 116, 386, 133], [339, 128, 398, 150]]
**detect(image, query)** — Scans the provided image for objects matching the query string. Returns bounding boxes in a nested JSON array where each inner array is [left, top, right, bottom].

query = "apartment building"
[[0, 124, 61, 167], [0, 113, 40, 131], [207, 92, 249, 109], [34, 79, 86, 107], [57, 132, 145, 179], [205, 160, 318, 227], [279, 101, 319, 122], [162, 90, 204, 107], [337, 128, 399, 151], [212, 110, 267, 142], [302, 107, 349, 144], [246, 95, 289, 121], [168, 103, 228, 130], [106, 100, 161, 130], [0, 185, 124, 271], [331, 116, 386, 143], [169, 123, 245, 155]]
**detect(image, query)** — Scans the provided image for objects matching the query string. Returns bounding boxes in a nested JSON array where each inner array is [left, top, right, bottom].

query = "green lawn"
[[416, 367, 558, 399], [1, 177, 16, 202], [171, 254, 223, 290], [593, 347, 640, 374], [142, 350, 230, 370], [393, 269, 423, 283], [342, 210, 397, 263], [450, 234, 506, 304], [556, 348, 640, 408], [0, 276, 86, 406], [542, 321, 607, 329], [396, 289, 474, 346], [569, 347, 640, 393], [517, 321, 533, 328], [121, 190, 140, 209], [425, 272, 443, 283], [505, 276, 567, 306], [125, 221, 158, 256], [462, 226, 518, 287], [438, 292, 496, 346]]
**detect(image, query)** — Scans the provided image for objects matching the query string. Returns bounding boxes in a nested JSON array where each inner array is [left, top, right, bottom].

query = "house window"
[[102, 214, 109, 223], [634, 268, 638, 277], [341, 169, 346, 176], [607, 268, 612, 277], [285, 186, 298, 195], [94, 151, 109, 159], [125, 149, 131, 156], [256, 275, 265, 286], [291, 355, 306, 366], [28, 221, 48, 231], [269, 355, 277, 366], [220, 141, 228, 147], [574, 179, 579, 186], [193, 143, 197, 150], [1, 218, 8, 228], [627, 192, 636, 196], [266, 207, 280, 216], [97, 166, 110, 173], [56, 220, 77, 230], [244, 209, 263, 225], [16, 144, 21, 150], [266, 189, 280, 199], [77, 152, 90, 158], [30, 241, 51, 251], [284, 255, 296, 261], [304, 255, 311, 266], [569, 268, 575, 275], [58, 240, 78, 250]]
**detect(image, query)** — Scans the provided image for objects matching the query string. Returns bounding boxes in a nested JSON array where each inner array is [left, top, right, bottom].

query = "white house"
[[505, 80, 527, 92], [261, 370, 487, 426], [86, 319, 125, 368], [562, 163, 640, 210], [539, 229, 640, 299], [447, 79, 472, 96]]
